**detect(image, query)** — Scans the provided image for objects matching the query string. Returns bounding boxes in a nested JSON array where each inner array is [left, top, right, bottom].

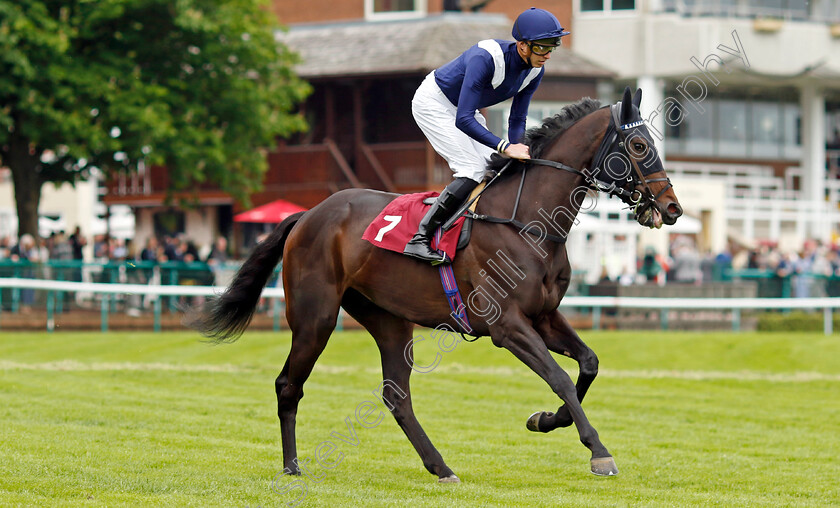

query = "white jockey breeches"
[[412, 72, 495, 183]]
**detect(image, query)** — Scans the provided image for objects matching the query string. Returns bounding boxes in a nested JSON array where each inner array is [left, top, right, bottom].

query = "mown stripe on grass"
[[0, 360, 251, 373], [1, 360, 838, 382]]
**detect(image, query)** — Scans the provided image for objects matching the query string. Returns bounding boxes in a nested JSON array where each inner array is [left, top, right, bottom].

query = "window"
[[664, 85, 802, 160], [682, 102, 714, 155], [580, 0, 635, 13], [717, 99, 748, 157], [153, 210, 185, 237], [782, 104, 801, 159], [612, 0, 636, 9], [752, 101, 782, 158], [365, 0, 427, 20]]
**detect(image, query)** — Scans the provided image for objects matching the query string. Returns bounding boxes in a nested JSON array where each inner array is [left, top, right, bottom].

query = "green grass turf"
[[1, 329, 838, 507]]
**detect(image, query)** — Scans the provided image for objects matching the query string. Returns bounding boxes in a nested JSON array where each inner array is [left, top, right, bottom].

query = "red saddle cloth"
[[362, 191, 467, 260]]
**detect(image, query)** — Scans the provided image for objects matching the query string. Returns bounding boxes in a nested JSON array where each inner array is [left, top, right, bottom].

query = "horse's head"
[[591, 87, 682, 228]]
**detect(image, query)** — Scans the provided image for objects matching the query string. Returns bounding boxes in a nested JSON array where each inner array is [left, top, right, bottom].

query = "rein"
[[444, 104, 674, 244]]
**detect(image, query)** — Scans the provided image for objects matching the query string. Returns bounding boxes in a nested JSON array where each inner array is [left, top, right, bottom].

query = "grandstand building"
[[571, 0, 840, 257], [4, 0, 838, 280]]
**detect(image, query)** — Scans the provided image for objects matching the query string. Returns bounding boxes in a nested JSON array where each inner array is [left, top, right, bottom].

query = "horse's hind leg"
[[527, 310, 599, 433], [275, 288, 341, 475], [341, 290, 458, 482]]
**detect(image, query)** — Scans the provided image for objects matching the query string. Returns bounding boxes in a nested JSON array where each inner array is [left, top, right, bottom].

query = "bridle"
[[527, 103, 672, 215], [444, 102, 673, 243]]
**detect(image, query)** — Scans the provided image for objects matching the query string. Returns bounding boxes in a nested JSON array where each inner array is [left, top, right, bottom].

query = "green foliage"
[[1, 330, 839, 506], [756, 310, 840, 332], [0, 0, 310, 234]]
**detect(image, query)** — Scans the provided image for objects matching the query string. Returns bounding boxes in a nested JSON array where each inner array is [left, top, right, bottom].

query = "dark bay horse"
[[187, 87, 681, 482]]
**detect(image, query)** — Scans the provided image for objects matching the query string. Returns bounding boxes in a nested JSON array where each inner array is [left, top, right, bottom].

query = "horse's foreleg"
[[490, 315, 617, 476], [528, 310, 599, 432]]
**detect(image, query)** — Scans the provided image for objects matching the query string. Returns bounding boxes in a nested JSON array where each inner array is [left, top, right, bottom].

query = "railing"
[[0, 278, 284, 333], [1, 278, 839, 335], [563, 294, 839, 335], [0, 259, 262, 314], [659, 0, 839, 23]]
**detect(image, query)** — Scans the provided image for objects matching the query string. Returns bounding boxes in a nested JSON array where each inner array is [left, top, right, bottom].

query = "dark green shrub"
[[756, 311, 840, 332]]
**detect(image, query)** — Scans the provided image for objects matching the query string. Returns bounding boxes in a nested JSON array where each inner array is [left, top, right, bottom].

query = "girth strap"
[[464, 161, 570, 244], [468, 212, 568, 244]]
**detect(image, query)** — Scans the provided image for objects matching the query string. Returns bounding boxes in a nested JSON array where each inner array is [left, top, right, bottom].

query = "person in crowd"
[[69, 226, 86, 261], [139, 237, 161, 263], [638, 246, 664, 285], [93, 234, 110, 261], [205, 236, 230, 286], [0, 236, 10, 259], [49, 231, 72, 261], [669, 238, 702, 284], [9, 234, 39, 310], [110, 237, 128, 261], [163, 235, 182, 261], [68, 226, 86, 283]]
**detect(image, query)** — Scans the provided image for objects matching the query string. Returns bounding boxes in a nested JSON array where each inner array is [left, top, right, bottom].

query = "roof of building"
[[277, 13, 615, 80]]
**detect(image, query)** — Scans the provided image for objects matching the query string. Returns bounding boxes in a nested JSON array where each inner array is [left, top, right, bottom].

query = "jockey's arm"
[[508, 70, 543, 145], [453, 54, 511, 154]]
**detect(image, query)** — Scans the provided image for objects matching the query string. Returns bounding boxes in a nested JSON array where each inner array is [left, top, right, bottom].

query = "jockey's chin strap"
[[444, 104, 672, 243]]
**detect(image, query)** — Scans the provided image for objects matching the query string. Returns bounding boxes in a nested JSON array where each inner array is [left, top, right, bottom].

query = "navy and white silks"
[[412, 39, 544, 183]]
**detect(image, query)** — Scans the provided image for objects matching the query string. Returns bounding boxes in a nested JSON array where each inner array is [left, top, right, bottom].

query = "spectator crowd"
[[600, 234, 840, 298], [4, 228, 840, 299], [0, 230, 229, 266]]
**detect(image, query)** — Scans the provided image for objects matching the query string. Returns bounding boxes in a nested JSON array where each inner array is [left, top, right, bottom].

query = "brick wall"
[[272, 0, 364, 25], [271, 0, 574, 48]]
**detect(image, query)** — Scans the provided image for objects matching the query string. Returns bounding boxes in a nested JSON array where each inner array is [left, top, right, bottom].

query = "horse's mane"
[[486, 97, 603, 179]]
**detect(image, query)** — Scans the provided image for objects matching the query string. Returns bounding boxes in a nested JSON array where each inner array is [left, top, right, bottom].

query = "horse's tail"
[[185, 211, 306, 343]]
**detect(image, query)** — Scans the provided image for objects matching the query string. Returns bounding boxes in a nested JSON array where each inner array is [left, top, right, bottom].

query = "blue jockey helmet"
[[511, 7, 570, 44]]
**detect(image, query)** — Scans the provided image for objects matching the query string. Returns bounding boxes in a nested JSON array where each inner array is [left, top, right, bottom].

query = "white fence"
[[1, 278, 839, 335]]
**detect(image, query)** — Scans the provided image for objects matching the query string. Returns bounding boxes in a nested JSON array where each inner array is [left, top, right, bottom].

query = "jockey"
[[404, 7, 570, 265]]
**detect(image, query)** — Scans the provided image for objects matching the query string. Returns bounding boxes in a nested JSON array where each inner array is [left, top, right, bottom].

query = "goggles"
[[528, 39, 560, 55]]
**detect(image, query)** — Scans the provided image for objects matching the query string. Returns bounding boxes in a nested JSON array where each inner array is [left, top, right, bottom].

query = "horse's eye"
[[633, 143, 645, 153]]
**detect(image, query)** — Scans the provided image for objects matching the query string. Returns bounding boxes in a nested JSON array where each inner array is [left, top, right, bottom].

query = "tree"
[[0, 0, 310, 239]]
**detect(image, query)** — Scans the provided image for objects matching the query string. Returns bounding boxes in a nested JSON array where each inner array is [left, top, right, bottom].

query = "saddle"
[[362, 183, 484, 260], [422, 181, 484, 251]]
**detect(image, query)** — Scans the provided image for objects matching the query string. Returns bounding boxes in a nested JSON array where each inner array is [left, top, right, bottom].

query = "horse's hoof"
[[590, 456, 619, 476], [438, 475, 460, 484], [526, 411, 553, 432]]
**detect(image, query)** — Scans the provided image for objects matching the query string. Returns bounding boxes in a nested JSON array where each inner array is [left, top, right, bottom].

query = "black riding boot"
[[403, 177, 478, 265]]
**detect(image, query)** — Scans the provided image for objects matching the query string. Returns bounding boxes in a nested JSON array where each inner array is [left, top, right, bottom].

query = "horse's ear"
[[620, 86, 633, 124], [632, 88, 642, 109]]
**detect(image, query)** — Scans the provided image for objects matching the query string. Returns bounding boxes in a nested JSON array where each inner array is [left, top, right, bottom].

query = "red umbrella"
[[234, 199, 307, 223]]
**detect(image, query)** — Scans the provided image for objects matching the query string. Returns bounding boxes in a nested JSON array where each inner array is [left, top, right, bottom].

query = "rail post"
[[101, 294, 109, 332], [154, 296, 161, 333], [660, 308, 669, 330], [732, 308, 741, 332], [47, 291, 55, 333]]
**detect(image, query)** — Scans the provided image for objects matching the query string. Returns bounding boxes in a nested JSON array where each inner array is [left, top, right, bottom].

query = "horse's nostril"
[[667, 203, 682, 217]]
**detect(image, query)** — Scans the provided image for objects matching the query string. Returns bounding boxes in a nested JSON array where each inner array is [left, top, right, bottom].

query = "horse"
[[187, 87, 682, 483]]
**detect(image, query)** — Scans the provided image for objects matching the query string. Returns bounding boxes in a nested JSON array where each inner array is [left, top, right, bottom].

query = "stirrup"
[[403, 240, 451, 265]]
